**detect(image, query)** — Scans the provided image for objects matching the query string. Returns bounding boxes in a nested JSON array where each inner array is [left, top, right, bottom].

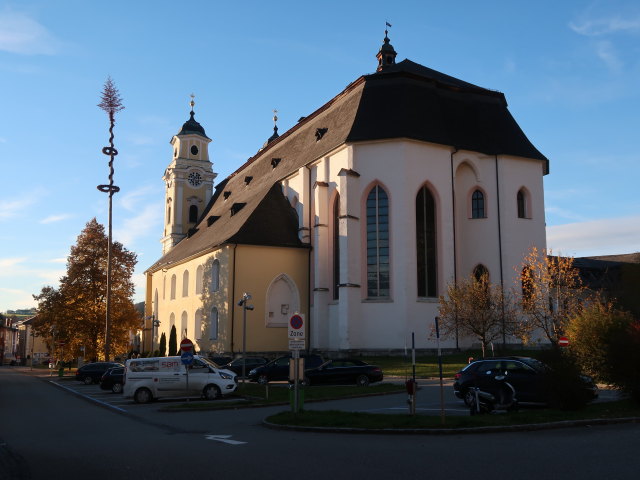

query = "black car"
[[223, 357, 269, 378], [303, 359, 383, 387], [248, 354, 324, 384], [453, 356, 598, 406], [75, 362, 124, 385], [100, 366, 124, 393]]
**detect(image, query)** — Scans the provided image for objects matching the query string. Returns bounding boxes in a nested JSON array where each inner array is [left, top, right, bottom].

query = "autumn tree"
[[438, 273, 518, 357], [33, 218, 138, 361], [518, 247, 588, 344]]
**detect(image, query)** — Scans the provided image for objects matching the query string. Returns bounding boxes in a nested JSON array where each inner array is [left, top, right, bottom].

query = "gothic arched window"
[[416, 186, 437, 297], [366, 185, 390, 298]]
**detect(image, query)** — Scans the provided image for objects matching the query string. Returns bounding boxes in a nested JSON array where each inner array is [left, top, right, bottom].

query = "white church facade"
[[143, 33, 548, 355]]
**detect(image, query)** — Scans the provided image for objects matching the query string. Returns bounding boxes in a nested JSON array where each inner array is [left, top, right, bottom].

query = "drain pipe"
[[451, 147, 459, 350], [494, 155, 506, 347], [230, 243, 238, 354]]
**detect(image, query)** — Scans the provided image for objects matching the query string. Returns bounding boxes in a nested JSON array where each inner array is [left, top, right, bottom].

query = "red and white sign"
[[180, 338, 194, 353], [288, 314, 305, 350], [558, 336, 569, 347]]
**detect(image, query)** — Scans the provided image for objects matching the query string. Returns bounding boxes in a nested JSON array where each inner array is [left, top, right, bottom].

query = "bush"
[[606, 319, 640, 403], [537, 348, 592, 410], [566, 301, 633, 381]]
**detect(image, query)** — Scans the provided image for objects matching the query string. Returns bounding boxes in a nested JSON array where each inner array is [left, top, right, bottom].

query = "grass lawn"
[[361, 348, 546, 378], [161, 382, 405, 410], [266, 399, 640, 430]]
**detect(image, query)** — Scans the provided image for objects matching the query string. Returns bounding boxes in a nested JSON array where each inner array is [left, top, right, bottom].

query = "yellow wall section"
[[232, 245, 309, 353]]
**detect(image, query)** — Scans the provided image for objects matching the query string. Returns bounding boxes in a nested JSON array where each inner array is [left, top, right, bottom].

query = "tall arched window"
[[181, 311, 188, 339], [209, 307, 218, 341], [189, 205, 198, 223], [195, 265, 203, 295], [517, 189, 527, 218], [416, 186, 437, 297], [170, 274, 177, 300], [366, 185, 390, 298], [211, 260, 220, 292], [332, 193, 341, 300], [194, 309, 202, 340], [471, 189, 485, 219], [473, 264, 489, 283], [182, 270, 189, 297]]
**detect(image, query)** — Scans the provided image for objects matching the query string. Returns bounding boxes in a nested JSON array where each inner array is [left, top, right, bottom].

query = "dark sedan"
[[453, 356, 598, 406], [303, 359, 383, 387], [223, 357, 269, 378], [75, 361, 124, 385], [248, 354, 324, 384], [100, 366, 124, 393]]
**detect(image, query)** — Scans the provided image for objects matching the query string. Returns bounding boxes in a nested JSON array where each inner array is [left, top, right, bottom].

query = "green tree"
[[168, 325, 177, 356], [159, 332, 167, 357], [32, 218, 138, 361], [438, 273, 518, 357]]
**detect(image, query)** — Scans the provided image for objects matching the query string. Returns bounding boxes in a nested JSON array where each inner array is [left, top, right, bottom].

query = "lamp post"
[[97, 77, 124, 361], [237, 293, 254, 385]]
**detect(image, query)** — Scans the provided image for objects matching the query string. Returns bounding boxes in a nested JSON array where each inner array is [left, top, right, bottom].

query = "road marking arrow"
[[205, 434, 247, 445]]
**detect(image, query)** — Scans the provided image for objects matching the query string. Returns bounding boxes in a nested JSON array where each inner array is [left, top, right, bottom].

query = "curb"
[[262, 416, 640, 435]]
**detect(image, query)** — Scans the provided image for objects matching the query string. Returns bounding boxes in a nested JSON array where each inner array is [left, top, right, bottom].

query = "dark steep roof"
[[177, 111, 210, 139], [348, 60, 549, 172], [147, 57, 548, 272]]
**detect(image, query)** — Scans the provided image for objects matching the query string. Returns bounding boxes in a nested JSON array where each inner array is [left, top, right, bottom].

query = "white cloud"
[[0, 257, 27, 271], [544, 206, 587, 223], [40, 213, 72, 224], [595, 40, 623, 71], [48, 258, 67, 264], [570, 16, 640, 37], [0, 11, 63, 55], [546, 215, 640, 257], [114, 204, 163, 248], [118, 185, 157, 211]]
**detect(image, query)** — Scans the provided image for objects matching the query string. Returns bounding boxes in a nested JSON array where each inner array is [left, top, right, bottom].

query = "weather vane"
[[190, 93, 195, 112]]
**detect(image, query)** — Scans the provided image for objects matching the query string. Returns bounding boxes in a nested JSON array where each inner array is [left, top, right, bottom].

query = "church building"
[[143, 32, 548, 355]]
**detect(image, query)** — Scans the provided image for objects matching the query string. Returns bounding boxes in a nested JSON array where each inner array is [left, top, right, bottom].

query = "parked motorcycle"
[[468, 374, 518, 415]]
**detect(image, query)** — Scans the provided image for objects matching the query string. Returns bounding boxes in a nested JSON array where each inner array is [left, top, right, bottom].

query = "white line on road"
[[205, 435, 247, 445]]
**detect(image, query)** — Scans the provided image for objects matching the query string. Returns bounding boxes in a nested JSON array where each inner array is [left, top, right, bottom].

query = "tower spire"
[[376, 22, 397, 72]]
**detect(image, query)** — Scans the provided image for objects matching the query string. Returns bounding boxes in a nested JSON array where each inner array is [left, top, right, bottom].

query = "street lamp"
[[237, 293, 254, 384], [145, 314, 161, 353]]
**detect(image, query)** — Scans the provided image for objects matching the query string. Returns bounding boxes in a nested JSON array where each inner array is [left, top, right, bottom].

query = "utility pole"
[[237, 293, 254, 385]]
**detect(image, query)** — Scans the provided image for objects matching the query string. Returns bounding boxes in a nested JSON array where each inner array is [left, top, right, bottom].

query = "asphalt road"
[[2, 367, 639, 480]]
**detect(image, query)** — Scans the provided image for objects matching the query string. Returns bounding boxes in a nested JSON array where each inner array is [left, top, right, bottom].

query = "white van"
[[123, 355, 237, 404]]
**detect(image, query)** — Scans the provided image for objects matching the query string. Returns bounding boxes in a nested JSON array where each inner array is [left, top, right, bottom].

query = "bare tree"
[[438, 273, 518, 356], [518, 247, 588, 344]]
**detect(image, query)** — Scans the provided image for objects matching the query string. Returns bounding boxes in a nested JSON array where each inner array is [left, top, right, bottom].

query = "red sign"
[[180, 338, 194, 353], [558, 336, 569, 347]]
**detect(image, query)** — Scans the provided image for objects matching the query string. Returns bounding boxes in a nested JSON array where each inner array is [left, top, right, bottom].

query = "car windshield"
[[199, 357, 219, 369], [519, 357, 546, 372]]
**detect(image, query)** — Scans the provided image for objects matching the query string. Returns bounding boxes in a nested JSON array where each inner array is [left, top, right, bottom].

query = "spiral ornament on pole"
[[97, 77, 124, 361]]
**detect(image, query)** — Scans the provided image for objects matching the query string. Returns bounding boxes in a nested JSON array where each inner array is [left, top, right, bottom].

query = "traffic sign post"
[[180, 338, 194, 353], [180, 338, 194, 402], [288, 314, 306, 414]]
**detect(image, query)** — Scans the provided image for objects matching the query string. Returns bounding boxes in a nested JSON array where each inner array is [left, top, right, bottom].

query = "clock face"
[[190, 145, 199, 155], [188, 172, 202, 187]]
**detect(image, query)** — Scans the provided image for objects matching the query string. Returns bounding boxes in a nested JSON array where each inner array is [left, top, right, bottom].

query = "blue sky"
[[1, 0, 639, 312]]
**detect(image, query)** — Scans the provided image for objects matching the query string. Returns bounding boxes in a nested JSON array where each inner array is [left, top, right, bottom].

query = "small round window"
[[191, 145, 199, 155]]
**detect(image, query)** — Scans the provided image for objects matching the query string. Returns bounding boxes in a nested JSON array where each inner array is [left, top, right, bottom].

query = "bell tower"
[[161, 96, 217, 254]]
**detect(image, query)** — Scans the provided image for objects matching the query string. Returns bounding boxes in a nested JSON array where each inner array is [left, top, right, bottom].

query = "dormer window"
[[223, 191, 231, 200], [244, 176, 253, 185], [271, 158, 281, 168], [315, 128, 328, 141], [230, 202, 246, 216]]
